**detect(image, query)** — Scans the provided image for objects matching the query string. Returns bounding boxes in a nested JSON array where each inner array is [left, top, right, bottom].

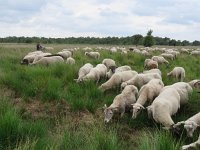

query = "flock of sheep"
[[21, 46, 200, 150]]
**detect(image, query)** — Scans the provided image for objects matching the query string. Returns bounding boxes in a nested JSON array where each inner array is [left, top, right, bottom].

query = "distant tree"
[[143, 30, 155, 47], [133, 34, 143, 47], [169, 39, 177, 46], [192, 40, 200, 46], [181, 40, 190, 46]]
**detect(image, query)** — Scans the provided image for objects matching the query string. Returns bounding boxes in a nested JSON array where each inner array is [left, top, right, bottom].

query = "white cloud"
[[0, 0, 200, 41]]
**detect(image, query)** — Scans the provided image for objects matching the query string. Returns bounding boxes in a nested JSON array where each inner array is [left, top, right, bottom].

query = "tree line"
[[0, 33, 200, 46]]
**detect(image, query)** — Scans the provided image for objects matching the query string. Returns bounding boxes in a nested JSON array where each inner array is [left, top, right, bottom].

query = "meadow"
[[0, 43, 199, 150]]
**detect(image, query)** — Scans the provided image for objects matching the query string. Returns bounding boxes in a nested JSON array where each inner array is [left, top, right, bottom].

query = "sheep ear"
[[174, 121, 185, 128]]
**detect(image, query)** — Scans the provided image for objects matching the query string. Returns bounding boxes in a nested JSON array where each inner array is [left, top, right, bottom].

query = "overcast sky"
[[1, 0, 200, 41]]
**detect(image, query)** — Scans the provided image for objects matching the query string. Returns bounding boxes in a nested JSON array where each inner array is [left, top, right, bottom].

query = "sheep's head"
[[132, 103, 145, 119], [121, 82, 128, 90], [194, 81, 200, 89], [184, 121, 199, 137], [103, 104, 118, 123]]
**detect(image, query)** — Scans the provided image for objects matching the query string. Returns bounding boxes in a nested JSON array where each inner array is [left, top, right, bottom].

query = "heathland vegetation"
[[0, 43, 199, 149]]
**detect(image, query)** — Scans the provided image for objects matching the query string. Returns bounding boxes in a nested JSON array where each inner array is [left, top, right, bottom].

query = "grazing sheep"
[[161, 53, 175, 60], [99, 70, 138, 92], [121, 73, 162, 90], [147, 87, 181, 129], [132, 79, 164, 119], [144, 59, 158, 69], [167, 67, 185, 82], [21, 51, 44, 64], [188, 79, 200, 89], [75, 63, 93, 83], [162, 82, 193, 105], [30, 56, 64, 66], [31, 52, 52, 63], [109, 47, 117, 53], [182, 134, 200, 150], [106, 65, 131, 78], [57, 51, 72, 59], [143, 69, 162, 76], [66, 57, 75, 65], [85, 52, 100, 59], [152, 56, 169, 65], [82, 64, 107, 83], [102, 58, 116, 71], [190, 51, 200, 55], [43, 47, 54, 50], [103, 85, 138, 123], [173, 112, 200, 137]]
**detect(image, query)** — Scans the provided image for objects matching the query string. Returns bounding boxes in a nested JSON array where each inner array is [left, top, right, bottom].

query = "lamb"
[[99, 70, 138, 92], [85, 52, 100, 59], [106, 65, 131, 79], [152, 56, 169, 65], [102, 58, 116, 70], [103, 85, 138, 123], [188, 79, 200, 89], [173, 112, 200, 137], [143, 69, 162, 76], [30, 56, 64, 66], [167, 67, 185, 82], [82, 64, 107, 83], [144, 59, 158, 69], [121, 73, 162, 90], [66, 57, 75, 65], [161, 82, 193, 105], [74, 63, 93, 83], [182, 135, 200, 150], [147, 87, 181, 129], [57, 51, 72, 59], [132, 79, 164, 119]]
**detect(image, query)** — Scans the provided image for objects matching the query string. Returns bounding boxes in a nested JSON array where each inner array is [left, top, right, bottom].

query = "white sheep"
[[143, 69, 162, 76], [147, 87, 181, 129], [66, 57, 75, 65], [162, 82, 193, 105], [173, 112, 200, 137], [167, 67, 185, 82], [57, 50, 72, 59], [106, 65, 131, 79], [182, 134, 200, 150], [85, 52, 100, 59], [152, 56, 169, 65], [103, 85, 138, 123], [82, 64, 107, 83], [74, 63, 93, 83], [102, 58, 116, 70], [21, 51, 44, 64], [30, 56, 64, 66], [99, 70, 138, 92], [188, 79, 200, 89], [161, 53, 175, 60], [132, 79, 164, 119], [43, 47, 54, 50], [144, 59, 158, 69], [190, 51, 200, 55], [31, 52, 52, 63], [121, 73, 162, 89]]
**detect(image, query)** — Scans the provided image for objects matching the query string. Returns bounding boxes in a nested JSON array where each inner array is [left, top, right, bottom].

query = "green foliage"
[[143, 30, 155, 47]]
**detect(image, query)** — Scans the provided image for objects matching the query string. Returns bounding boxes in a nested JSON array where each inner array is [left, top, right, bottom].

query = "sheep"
[[21, 51, 44, 64], [167, 67, 185, 82], [109, 47, 117, 53], [188, 79, 200, 89], [106, 65, 131, 79], [66, 57, 75, 65], [162, 82, 193, 105], [82, 64, 107, 83], [57, 51, 72, 59], [190, 51, 200, 55], [144, 59, 158, 69], [31, 52, 52, 63], [85, 52, 100, 59], [161, 53, 175, 60], [182, 135, 200, 150], [74, 63, 93, 83], [173, 112, 200, 137], [147, 87, 181, 129], [121, 73, 162, 90], [102, 58, 116, 71], [152, 56, 169, 65], [132, 79, 164, 119], [99, 70, 138, 92], [103, 85, 138, 123], [43, 47, 54, 50], [30, 56, 64, 66], [143, 69, 162, 76]]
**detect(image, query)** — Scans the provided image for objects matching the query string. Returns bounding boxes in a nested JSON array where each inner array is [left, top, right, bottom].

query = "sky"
[[0, 0, 200, 41]]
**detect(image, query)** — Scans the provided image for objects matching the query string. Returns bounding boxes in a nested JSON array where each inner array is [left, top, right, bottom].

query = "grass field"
[[0, 43, 199, 150]]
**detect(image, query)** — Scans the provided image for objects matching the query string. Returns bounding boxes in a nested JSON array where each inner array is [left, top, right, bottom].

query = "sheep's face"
[[121, 82, 127, 90], [184, 121, 198, 137], [194, 81, 200, 89], [132, 105, 144, 119], [104, 108, 114, 123]]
